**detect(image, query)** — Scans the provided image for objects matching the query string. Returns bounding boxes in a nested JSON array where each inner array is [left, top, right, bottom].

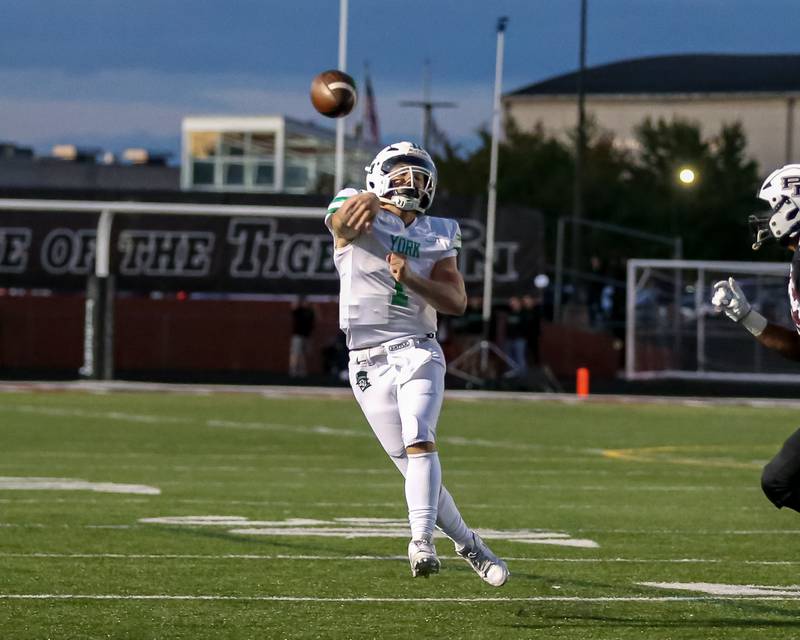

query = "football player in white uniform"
[[325, 142, 508, 586], [713, 164, 800, 513]]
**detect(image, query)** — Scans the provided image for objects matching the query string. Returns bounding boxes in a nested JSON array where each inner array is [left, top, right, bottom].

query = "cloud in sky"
[[0, 67, 494, 154], [2, 0, 799, 155]]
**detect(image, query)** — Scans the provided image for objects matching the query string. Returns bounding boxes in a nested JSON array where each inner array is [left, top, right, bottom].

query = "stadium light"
[[677, 166, 697, 186]]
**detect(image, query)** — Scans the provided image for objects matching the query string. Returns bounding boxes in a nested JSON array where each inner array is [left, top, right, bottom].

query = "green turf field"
[[2, 388, 800, 639]]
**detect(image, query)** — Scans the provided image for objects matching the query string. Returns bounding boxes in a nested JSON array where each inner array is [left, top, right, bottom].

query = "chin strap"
[[379, 195, 423, 214]]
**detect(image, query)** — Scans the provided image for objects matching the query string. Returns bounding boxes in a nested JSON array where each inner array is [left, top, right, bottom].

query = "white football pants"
[[349, 338, 472, 546]]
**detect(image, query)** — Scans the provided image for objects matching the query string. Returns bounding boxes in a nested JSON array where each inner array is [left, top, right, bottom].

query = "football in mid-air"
[[310, 69, 357, 118]]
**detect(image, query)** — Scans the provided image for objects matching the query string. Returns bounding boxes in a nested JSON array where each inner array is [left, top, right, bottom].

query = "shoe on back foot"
[[408, 538, 440, 578], [455, 532, 509, 587]]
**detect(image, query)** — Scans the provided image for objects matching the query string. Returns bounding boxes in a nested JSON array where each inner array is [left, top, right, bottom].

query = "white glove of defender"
[[711, 277, 767, 336]]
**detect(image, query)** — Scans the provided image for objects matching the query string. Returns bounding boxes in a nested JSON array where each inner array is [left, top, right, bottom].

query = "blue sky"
[[1, 0, 798, 159]]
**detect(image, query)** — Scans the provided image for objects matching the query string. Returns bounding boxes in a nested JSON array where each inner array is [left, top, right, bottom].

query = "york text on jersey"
[[390, 235, 421, 258]]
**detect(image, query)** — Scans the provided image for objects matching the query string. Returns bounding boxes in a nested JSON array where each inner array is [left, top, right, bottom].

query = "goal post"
[[626, 258, 799, 382]]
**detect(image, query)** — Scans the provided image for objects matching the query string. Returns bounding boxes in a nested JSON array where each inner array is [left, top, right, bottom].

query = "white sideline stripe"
[[3, 553, 799, 565], [3, 522, 799, 536], [2, 593, 800, 602], [5, 380, 800, 410]]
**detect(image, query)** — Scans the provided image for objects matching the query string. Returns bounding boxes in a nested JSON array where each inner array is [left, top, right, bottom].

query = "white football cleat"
[[408, 538, 440, 578], [456, 532, 509, 587]]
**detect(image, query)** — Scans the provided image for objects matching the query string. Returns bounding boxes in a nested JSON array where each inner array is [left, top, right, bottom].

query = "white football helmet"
[[365, 141, 437, 214], [751, 164, 800, 249]]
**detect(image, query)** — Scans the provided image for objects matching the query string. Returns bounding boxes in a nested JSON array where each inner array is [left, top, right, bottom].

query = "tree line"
[[432, 116, 781, 266]]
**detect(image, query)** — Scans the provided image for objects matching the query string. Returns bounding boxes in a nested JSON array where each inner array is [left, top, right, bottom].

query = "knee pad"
[[761, 427, 800, 510], [761, 461, 790, 508]]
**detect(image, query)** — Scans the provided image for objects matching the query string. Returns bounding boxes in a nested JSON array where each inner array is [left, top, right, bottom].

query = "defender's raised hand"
[[711, 277, 767, 336], [712, 277, 752, 322]]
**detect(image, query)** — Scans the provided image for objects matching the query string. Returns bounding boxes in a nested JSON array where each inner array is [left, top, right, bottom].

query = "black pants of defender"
[[762, 427, 800, 512]]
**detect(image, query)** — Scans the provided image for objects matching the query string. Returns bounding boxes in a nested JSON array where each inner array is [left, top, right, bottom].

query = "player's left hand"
[[387, 252, 412, 283]]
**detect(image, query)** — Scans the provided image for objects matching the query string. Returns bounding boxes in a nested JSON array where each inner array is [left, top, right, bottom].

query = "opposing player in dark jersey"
[[712, 163, 800, 512]]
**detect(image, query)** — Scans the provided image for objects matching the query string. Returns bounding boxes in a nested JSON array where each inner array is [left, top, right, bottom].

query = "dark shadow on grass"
[[503, 614, 800, 631]]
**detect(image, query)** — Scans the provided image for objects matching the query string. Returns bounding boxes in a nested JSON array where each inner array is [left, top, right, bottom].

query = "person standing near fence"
[[504, 296, 528, 378], [289, 296, 315, 378]]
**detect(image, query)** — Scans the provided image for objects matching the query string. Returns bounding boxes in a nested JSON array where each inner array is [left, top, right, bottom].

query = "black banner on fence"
[[0, 199, 544, 297]]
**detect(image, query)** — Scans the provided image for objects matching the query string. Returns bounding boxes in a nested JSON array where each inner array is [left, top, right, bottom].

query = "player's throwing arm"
[[329, 192, 380, 246]]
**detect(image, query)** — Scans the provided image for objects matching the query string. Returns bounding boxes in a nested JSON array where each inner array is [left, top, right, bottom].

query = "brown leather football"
[[310, 69, 357, 118]]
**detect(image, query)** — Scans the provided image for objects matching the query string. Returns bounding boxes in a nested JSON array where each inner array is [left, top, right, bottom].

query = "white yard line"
[[573, 528, 800, 535], [1, 593, 799, 602], [1, 553, 798, 565], [2, 521, 798, 537], [0, 477, 160, 495], [4, 380, 800, 410], [640, 582, 800, 597]]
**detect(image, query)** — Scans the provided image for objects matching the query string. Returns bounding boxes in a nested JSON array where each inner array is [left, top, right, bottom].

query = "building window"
[[192, 160, 214, 185], [285, 163, 309, 189], [224, 162, 245, 185], [221, 133, 246, 156], [190, 132, 219, 158], [255, 163, 275, 185], [188, 130, 277, 190]]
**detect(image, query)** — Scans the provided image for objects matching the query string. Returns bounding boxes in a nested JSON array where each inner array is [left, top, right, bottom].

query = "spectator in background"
[[504, 296, 528, 378], [450, 296, 484, 339], [521, 292, 542, 365], [587, 255, 607, 329], [322, 332, 349, 382], [289, 296, 316, 378], [463, 296, 485, 335]]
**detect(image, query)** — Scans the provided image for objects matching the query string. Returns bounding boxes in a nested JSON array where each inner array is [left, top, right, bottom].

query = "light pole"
[[570, 0, 588, 306], [482, 16, 508, 337], [334, 0, 348, 194], [447, 16, 518, 386]]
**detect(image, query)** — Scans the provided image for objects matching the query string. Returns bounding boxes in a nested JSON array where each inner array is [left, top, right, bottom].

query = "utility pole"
[[570, 0, 588, 307], [400, 60, 456, 149]]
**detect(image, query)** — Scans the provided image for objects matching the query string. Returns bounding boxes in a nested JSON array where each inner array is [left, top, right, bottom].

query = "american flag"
[[363, 69, 380, 145]]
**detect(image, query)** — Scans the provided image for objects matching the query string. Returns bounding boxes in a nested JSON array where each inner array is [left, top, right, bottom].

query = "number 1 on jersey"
[[391, 282, 409, 307]]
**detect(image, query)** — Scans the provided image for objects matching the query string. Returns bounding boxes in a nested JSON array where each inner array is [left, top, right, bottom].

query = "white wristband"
[[740, 309, 767, 336]]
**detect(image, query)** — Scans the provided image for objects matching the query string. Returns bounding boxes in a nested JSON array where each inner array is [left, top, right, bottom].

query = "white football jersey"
[[325, 188, 461, 349]]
